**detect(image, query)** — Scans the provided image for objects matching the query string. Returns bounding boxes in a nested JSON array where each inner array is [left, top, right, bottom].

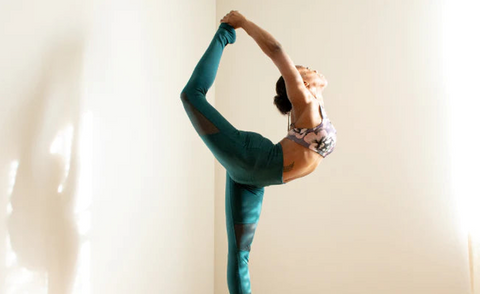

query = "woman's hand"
[[220, 10, 247, 29]]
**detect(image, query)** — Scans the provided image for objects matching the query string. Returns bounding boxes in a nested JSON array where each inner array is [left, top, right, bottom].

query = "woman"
[[180, 10, 336, 294]]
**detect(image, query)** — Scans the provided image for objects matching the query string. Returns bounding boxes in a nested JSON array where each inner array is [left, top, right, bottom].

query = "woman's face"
[[296, 65, 328, 92]]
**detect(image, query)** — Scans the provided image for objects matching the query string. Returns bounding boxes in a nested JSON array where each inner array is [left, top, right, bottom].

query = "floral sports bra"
[[286, 99, 337, 158]]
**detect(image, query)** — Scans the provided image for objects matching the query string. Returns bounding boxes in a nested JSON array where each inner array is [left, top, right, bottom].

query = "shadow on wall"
[[4, 34, 85, 294]]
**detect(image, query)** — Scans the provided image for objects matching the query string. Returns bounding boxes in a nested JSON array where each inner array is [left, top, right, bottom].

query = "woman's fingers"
[[220, 10, 244, 28]]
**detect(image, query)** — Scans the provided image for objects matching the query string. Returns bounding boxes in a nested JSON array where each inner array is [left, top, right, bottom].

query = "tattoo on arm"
[[283, 161, 294, 172]]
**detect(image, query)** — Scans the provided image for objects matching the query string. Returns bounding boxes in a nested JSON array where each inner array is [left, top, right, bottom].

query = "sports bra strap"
[[318, 99, 326, 119]]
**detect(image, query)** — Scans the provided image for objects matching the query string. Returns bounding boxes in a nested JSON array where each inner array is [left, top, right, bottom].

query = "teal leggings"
[[180, 23, 285, 294]]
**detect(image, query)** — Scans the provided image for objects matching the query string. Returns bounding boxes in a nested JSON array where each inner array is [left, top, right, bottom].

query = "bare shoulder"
[[290, 95, 322, 128]]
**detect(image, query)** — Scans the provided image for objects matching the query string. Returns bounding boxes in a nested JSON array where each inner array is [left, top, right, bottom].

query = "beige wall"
[[214, 0, 471, 293], [0, 0, 216, 293]]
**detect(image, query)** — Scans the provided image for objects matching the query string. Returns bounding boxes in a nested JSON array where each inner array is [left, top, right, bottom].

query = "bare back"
[[279, 95, 325, 183]]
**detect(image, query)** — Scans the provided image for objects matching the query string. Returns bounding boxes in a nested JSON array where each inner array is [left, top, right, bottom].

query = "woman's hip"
[[225, 131, 285, 187]]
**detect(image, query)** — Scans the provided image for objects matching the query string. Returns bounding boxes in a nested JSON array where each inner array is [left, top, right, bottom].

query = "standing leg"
[[225, 171, 264, 294]]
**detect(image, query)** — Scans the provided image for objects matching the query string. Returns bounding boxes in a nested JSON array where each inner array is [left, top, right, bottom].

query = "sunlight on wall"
[[442, 0, 480, 239], [70, 110, 93, 294], [442, 1, 480, 293], [5, 161, 19, 215], [4, 111, 93, 293], [50, 125, 74, 193]]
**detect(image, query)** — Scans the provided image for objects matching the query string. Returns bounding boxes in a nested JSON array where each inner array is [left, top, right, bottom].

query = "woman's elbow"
[[268, 43, 282, 57]]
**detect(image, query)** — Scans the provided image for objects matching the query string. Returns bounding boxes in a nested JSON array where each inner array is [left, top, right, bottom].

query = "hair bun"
[[274, 76, 292, 115]]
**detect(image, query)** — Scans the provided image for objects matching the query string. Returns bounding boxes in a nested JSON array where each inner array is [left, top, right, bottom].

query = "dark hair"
[[273, 75, 292, 115]]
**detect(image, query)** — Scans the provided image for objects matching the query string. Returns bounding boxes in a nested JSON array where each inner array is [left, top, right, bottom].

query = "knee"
[[180, 87, 206, 104]]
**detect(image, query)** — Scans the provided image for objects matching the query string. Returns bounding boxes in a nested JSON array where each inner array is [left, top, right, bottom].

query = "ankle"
[[217, 23, 236, 45]]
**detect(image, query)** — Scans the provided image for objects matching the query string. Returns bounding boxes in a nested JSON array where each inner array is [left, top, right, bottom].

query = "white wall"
[[0, 0, 216, 293], [214, 1, 472, 293]]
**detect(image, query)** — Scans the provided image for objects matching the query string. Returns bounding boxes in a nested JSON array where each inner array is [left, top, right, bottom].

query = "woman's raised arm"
[[221, 11, 310, 108], [241, 18, 281, 57], [241, 17, 311, 108], [221, 11, 281, 56]]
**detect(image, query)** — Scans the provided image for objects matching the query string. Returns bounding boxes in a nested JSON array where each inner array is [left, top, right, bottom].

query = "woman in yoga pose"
[[180, 10, 336, 294]]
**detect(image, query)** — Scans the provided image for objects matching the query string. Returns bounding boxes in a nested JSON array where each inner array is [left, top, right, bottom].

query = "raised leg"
[[180, 22, 236, 136], [180, 23, 284, 188]]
